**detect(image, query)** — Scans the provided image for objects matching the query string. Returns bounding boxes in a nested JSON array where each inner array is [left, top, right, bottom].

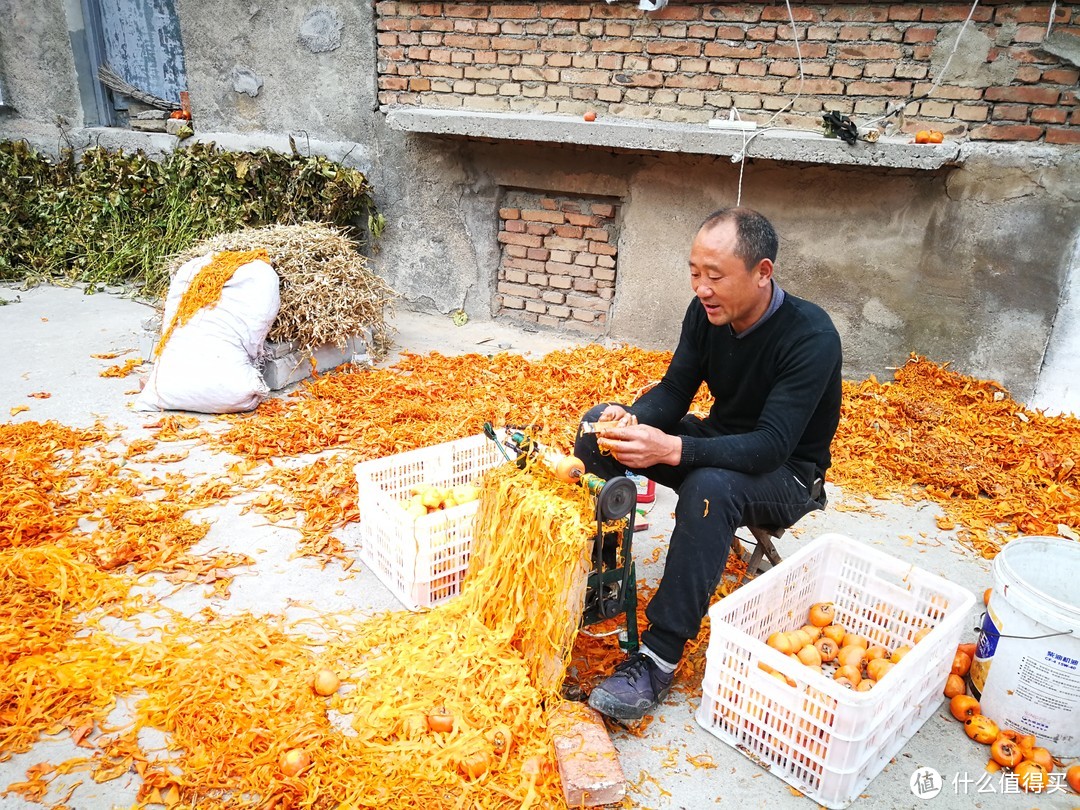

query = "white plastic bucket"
[[969, 536, 1080, 757]]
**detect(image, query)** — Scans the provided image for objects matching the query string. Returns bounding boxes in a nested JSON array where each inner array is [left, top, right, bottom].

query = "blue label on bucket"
[[976, 612, 1000, 659]]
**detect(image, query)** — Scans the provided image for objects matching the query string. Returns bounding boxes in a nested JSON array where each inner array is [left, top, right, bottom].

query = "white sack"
[[135, 254, 280, 413]]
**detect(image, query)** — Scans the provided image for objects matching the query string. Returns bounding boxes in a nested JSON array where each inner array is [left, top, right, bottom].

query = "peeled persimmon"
[[814, 637, 838, 663], [950, 694, 980, 722], [943, 673, 965, 698], [554, 455, 585, 483], [842, 633, 869, 649], [951, 651, 971, 677], [837, 645, 865, 669], [1026, 746, 1054, 772], [312, 668, 340, 696], [856, 679, 874, 692], [866, 659, 894, 682], [989, 736, 1023, 768], [796, 644, 822, 668], [767, 632, 796, 655], [1065, 763, 1080, 793], [913, 626, 932, 644], [459, 750, 491, 780], [834, 665, 862, 686], [1015, 760, 1048, 792], [800, 623, 823, 642], [426, 706, 455, 733], [279, 748, 311, 777], [822, 624, 846, 645], [890, 645, 912, 664], [863, 645, 889, 662], [808, 602, 835, 627], [957, 642, 976, 659], [964, 714, 999, 744]]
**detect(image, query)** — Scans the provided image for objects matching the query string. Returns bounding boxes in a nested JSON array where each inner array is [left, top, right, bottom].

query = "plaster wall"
[[0, 2, 82, 124], [173, 0, 378, 145], [370, 134, 1077, 402]]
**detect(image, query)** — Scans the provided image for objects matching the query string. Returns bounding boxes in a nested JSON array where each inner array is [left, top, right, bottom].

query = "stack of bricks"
[[375, 1, 1079, 144], [496, 192, 619, 333]]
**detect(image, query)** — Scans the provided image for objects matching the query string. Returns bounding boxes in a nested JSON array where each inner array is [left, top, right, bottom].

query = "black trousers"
[[574, 403, 825, 665]]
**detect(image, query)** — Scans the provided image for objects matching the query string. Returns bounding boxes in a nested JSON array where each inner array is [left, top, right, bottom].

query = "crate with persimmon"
[[354, 434, 507, 610], [696, 533, 976, 809]]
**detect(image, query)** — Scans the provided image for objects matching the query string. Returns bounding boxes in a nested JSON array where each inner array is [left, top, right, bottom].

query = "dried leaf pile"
[[165, 224, 396, 359], [831, 354, 1080, 557], [2, 345, 1079, 809]]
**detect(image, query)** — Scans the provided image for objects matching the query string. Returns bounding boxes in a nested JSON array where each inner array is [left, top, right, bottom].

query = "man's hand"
[[597, 423, 682, 468], [597, 405, 636, 427]]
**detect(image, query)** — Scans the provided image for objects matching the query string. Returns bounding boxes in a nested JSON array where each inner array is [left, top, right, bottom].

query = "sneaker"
[[587, 652, 675, 721]]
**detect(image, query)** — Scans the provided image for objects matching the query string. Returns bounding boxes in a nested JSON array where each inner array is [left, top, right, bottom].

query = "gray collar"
[[734, 282, 785, 338]]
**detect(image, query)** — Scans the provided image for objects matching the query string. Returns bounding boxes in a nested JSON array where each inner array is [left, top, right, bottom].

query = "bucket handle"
[[975, 614, 1076, 641]]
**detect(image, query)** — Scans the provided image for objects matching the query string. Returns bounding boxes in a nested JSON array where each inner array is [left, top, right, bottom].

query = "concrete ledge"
[[383, 108, 963, 171]]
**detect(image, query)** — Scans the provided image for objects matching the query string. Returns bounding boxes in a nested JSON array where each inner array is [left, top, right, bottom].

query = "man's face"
[[688, 220, 772, 331]]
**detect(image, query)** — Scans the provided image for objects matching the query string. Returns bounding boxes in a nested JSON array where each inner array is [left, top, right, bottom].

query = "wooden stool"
[[734, 525, 786, 578]]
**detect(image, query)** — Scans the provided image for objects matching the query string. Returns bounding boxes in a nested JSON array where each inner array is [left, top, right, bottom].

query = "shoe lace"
[[615, 652, 652, 681]]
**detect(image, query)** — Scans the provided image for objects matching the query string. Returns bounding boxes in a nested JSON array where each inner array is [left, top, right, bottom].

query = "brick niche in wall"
[[496, 191, 619, 333]]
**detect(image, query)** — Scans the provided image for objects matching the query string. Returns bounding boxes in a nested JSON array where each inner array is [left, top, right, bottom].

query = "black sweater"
[[631, 294, 843, 478]]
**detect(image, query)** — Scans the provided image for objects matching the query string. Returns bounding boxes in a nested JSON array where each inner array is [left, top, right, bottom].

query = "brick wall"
[[376, 2, 1080, 144], [496, 191, 620, 333]]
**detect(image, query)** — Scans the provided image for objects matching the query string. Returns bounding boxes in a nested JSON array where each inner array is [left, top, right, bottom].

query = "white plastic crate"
[[354, 433, 508, 610], [696, 533, 976, 809]]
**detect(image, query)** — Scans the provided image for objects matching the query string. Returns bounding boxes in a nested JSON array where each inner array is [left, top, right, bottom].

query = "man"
[[574, 207, 842, 721]]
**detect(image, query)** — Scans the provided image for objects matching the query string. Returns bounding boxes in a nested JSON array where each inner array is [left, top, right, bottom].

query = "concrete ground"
[[1, 283, 1076, 810]]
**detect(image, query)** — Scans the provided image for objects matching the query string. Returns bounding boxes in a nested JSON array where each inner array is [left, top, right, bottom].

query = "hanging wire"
[[733, 0, 804, 205], [861, 0, 981, 129]]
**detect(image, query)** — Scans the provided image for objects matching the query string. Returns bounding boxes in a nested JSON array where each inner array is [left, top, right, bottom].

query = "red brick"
[[992, 104, 1029, 121], [737, 60, 767, 76], [1045, 128, 1080, 144], [745, 26, 776, 42], [526, 223, 554, 237], [786, 78, 845, 95], [889, 5, 921, 22], [921, 5, 992, 23], [996, 6, 1070, 24], [846, 80, 913, 97], [1032, 107, 1068, 124], [1013, 25, 1050, 43], [584, 228, 609, 242], [704, 6, 762, 23], [1015, 65, 1043, 84], [761, 5, 817, 22], [443, 33, 490, 48], [589, 241, 618, 256], [969, 124, 1045, 141], [574, 252, 597, 267], [378, 76, 407, 90], [613, 71, 664, 88], [824, 7, 889, 22], [903, 27, 938, 43], [546, 236, 590, 252], [704, 43, 763, 58], [832, 62, 863, 79], [954, 104, 989, 122], [443, 4, 488, 19], [768, 43, 828, 59], [837, 44, 903, 60], [591, 39, 642, 54], [541, 37, 590, 53], [838, 25, 871, 41], [418, 64, 463, 78], [497, 281, 540, 298], [559, 214, 595, 229], [1044, 68, 1080, 85], [497, 232, 543, 248], [645, 40, 702, 56], [499, 207, 520, 221], [490, 5, 538, 19], [665, 74, 720, 90], [592, 203, 616, 217], [985, 86, 1061, 105], [554, 224, 584, 238], [651, 5, 699, 21], [541, 4, 590, 20]]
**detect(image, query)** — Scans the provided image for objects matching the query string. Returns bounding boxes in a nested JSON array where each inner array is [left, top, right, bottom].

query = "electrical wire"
[[861, 0, 980, 129], [732, 0, 805, 205]]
